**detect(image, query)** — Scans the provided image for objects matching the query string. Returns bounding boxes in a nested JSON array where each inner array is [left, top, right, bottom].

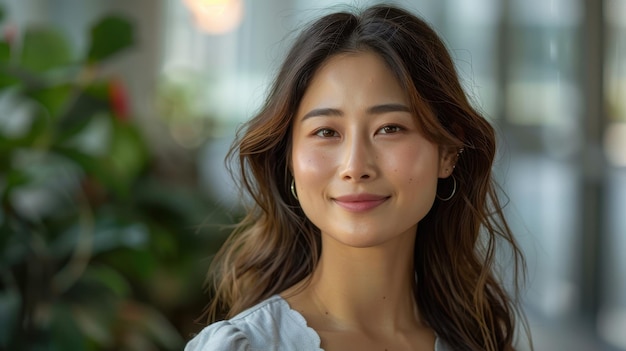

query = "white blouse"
[[185, 295, 452, 351]]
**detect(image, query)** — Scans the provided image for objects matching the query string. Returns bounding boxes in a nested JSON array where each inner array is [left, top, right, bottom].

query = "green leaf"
[[0, 289, 21, 345], [50, 302, 89, 350], [71, 303, 114, 348], [25, 83, 73, 121], [82, 265, 131, 298], [51, 146, 126, 196], [0, 41, 10, 63], [52, 83, 112, 146], [20, 27, 73, 73], [0, 69, 20, 90], [49, 216, 150, 258], [57, 89, 109, 131], [12, 107, 55, 149], [0, 223, 31, 266], [50, 146, 100, 175], [87, 16, 134, 62], [57, 112, 111, 158], [101, 249, 156, 281], [107, 121, 148, 188], [5, 168, 31, 188], [2, 169, 31, 207]]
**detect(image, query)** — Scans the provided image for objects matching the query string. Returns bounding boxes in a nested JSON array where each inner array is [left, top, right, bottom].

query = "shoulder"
[[185, 320, 251, 351], [185, 295, 322, 351]]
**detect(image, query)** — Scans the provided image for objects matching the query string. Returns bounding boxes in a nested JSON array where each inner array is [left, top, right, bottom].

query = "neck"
[[300, 230, 419, 332]]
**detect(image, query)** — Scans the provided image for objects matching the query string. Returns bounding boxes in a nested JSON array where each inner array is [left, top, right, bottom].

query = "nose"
[[339, 134, 378, 182]]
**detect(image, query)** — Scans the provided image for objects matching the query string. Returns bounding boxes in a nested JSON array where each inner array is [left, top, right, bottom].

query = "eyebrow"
[[301, 103, 411, 120]]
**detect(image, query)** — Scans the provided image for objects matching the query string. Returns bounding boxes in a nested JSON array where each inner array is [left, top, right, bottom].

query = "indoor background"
[[0, 0, 624, 350]]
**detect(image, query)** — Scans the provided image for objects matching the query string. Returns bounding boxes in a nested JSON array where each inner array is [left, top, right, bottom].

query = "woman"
[[186, 4, 529, 351]]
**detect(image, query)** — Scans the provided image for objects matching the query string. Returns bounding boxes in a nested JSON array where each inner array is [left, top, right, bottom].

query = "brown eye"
[[379, 125, 402, 134], [315, 128, 339, 138]]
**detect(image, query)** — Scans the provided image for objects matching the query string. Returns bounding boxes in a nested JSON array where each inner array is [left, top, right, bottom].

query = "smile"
[[332, 194, 390, 212]]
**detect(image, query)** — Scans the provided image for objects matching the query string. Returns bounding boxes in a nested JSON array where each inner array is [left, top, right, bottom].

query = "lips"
[[332, 194, 390, 212]]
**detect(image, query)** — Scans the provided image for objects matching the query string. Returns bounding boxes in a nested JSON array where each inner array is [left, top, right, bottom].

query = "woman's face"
[[291, 51, 455, 248]]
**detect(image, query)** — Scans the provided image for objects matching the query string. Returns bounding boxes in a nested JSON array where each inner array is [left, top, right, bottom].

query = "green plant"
[[0, 8, 230, 351]]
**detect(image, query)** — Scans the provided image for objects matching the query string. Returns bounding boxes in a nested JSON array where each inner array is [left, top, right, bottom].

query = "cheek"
[[291, 144, 333, 221], [388, 144, 440, 183], [292, 144, 331, 181]]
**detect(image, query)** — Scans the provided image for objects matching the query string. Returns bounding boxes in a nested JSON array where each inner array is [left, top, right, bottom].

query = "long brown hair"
[[204, 4, 529, 351]]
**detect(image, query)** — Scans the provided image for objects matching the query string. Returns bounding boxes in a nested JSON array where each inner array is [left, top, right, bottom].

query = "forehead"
[[298, 51, 409, 111], [311, 51, 400, 87]]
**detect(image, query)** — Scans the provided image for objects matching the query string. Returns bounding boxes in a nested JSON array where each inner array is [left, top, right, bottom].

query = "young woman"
[[186, 4, 529, 351]]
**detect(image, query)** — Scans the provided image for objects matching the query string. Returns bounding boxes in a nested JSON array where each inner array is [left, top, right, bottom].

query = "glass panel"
[[505, 0, 583, 311], [604, 0, 626, 168], [506, 0, 581, 130], [598, 1, 626, 349], [444, 0, 500, 119], [606, 0, 626, 125], [502, 0, 592, 350]]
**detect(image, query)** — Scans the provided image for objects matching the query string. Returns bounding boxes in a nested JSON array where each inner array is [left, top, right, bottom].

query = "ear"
[[438, 146, 460, 178]]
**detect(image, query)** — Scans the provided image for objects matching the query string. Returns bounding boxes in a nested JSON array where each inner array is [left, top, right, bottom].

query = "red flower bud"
[[108, 78, 130, 121]]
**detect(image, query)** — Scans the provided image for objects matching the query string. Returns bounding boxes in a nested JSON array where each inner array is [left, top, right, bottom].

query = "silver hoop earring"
[[290, 178, 298, 200], [436, 175, 457, 201]]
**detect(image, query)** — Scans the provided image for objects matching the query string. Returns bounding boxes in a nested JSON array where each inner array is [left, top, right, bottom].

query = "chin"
[[333, 237, 388, 249], [322, 227, 417, 249]]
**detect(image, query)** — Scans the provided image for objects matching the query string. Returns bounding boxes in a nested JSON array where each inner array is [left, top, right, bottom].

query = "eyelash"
[[378, 125, 403, 134], [313, 124, 405, 138], [314, 128, 339, 138]]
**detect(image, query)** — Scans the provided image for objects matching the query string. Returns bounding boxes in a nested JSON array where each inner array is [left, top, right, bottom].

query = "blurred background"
[[0, 0, 623, 350]]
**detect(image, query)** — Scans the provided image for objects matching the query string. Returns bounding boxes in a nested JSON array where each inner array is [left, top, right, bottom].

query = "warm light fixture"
[[182, 0, 244, 34]]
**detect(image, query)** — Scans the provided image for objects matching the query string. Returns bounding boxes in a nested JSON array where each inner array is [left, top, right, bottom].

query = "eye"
[[314, 128, 339, 138], [378, 125, 403, 134]]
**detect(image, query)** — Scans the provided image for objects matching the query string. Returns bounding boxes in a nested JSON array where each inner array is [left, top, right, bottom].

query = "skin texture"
[[285, 51, 456, 350]]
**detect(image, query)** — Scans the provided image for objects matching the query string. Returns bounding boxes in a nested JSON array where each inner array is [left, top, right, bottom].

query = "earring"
[[453, 148, 464, 169], [436, 175, 457, 201], [290, 178, 298, 200]]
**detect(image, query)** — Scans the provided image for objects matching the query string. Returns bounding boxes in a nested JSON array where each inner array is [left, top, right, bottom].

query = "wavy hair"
[[203, 4, 529, 351]]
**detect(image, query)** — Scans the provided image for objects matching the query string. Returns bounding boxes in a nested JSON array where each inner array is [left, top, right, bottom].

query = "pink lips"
[[333, 194, 389, 212]]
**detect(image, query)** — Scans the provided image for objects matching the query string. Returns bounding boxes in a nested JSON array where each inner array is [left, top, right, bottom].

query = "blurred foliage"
[[0, 9, 231, 351]]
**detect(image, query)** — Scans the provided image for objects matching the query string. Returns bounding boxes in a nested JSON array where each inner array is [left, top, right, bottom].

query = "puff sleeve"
[[185, 321, 251, 351]]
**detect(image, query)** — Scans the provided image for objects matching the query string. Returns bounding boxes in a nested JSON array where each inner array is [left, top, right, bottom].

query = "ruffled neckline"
[[273, 295, 443, 351], [274, 295, 324, 350]]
